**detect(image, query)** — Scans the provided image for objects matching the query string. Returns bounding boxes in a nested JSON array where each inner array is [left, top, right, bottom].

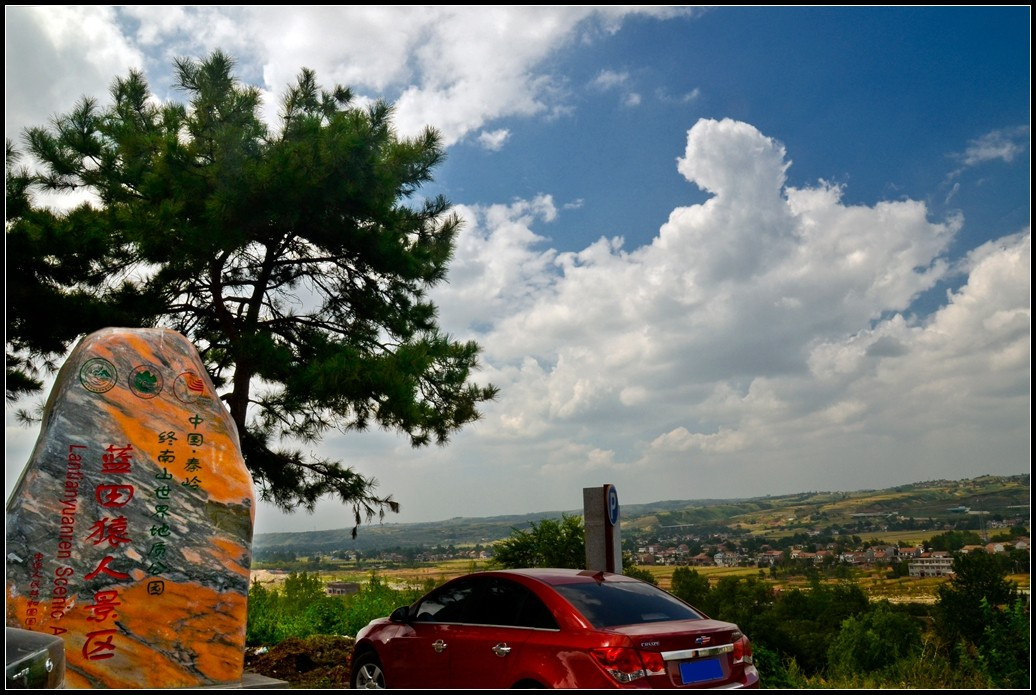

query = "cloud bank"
[[414, 118, 1029, 515], [5, 6, 690, 148]]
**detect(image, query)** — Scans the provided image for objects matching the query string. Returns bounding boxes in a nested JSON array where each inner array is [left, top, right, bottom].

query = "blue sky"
[[5, 7, 1030, 535], [436, 7, 1029, 264]]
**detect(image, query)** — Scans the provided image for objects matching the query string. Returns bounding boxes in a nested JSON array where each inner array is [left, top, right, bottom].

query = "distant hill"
[[253, 473, 1029, 555]]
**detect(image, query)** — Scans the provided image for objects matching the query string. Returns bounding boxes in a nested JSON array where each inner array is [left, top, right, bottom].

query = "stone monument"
[[6, 327, 255, 689]]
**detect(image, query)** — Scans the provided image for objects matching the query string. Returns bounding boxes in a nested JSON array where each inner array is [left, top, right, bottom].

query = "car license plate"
[[679, 657, 723, 684]]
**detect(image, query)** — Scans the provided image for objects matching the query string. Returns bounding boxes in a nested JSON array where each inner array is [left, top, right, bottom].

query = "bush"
[[670, 566, 710, 608], [493, 514, 586, 569], [246, 571, 434, 646], [622, 556, 658, 586], [826, 601, 921, 677], [246, 581, 283, 646], [974, 597, 1029, 688], [751, 644, 808, 689], [935, 550, 1020, 651], [337, 573, 427, 637]]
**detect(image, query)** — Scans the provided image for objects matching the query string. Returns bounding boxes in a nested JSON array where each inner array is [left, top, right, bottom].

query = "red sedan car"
[[350, 568, 759, 689]]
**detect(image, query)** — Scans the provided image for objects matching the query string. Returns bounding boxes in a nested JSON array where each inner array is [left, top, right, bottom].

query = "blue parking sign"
[[607, 485, 620, 526]]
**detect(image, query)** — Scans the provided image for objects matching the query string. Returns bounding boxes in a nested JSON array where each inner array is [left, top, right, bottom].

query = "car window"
[[514, 587, 560, 630], [553, 579, 704, 628], [413, 578, 478, 623], [476, 578, 559, 630], [411, 576, 559, 630]]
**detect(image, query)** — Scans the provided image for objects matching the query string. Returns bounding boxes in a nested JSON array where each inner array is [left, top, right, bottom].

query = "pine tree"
[[7, 51, 498, 532]]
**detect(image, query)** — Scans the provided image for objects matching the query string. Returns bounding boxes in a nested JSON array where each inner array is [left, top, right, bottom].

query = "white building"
[[908, 553, 954, 578]]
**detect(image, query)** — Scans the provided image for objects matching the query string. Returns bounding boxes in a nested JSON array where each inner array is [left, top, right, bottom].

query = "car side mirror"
[[389, 605, 411, 623]]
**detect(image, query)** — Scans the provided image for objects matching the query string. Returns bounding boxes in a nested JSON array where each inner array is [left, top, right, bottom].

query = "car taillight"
[[591, 647, 650, 683], [731, 634, 753, 665], [638, 650, 666, 676]]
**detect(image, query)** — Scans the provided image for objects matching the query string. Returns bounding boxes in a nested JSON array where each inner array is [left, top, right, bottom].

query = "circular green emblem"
[[129, 364, 164, 399], [80, 358, 118, 393]]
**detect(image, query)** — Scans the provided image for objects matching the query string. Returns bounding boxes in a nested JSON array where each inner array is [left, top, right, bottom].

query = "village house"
[[908, 551, 954, 578], [325, 581, 360, 596], [864, 545, 899, 562], [689, 552, 714, 567]]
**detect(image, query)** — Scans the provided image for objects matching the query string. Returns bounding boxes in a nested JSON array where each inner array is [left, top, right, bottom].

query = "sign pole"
[[583, 483, 622, 573]]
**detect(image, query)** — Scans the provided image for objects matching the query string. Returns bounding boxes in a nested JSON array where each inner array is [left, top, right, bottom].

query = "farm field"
[[251, 560, 1030, 605]]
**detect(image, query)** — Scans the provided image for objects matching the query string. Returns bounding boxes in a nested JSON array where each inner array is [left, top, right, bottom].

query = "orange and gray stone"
[[6, 327, 255, 688]]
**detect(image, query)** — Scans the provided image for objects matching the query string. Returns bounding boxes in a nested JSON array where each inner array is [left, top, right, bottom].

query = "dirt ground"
[[245, 634, 355, 688]]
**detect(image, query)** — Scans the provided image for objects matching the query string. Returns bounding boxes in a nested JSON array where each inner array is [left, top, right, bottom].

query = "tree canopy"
[[935, 549, 1020, 648], [492, 515, 586, 569], [6, 51, 498, 532]]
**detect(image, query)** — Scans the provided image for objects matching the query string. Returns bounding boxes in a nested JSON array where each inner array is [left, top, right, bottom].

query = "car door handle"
[[492, 643, 511, 657], [432, 639, 447, 653]]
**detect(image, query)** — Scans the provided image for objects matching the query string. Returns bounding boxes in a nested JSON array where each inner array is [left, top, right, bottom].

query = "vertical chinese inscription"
[[80, 443, 134, 662]]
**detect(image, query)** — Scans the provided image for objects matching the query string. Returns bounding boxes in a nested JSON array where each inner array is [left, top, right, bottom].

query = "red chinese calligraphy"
[[101, 444, 133, 474], [85, 516, 131, 547], [95, 484, 135, 507], [84, 556, 130, 581], [86, 589, 121, 623], [82, 629, 118, 660]]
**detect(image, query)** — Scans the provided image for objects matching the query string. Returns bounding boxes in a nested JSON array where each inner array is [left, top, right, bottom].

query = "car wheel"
[[351, 651, 386, 689]]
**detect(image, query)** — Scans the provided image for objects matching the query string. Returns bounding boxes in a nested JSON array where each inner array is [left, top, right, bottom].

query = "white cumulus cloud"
[[477, 128, 511, 151], [424, 118, 1027, 510]]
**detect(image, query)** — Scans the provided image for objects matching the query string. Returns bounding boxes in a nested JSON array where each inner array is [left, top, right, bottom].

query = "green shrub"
[[974, 597, 1029, 688], [338, 574, 416, 637], [246, 580, 283, 646], [246, 571, 435, 646], [622, 562, 658, 586], [493, 514, 585, 569], [935, 550, 1019, 651], [670, 566, 710, 608], [826, 601, 921, 677], [751, 644, 808, 689]]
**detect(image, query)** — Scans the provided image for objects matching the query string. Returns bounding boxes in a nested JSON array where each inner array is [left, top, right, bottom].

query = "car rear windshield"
[[553, 580, 705, 628]]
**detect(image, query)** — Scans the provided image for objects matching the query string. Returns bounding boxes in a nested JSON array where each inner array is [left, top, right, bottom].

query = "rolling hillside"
[[253, 473, 1029, 555]]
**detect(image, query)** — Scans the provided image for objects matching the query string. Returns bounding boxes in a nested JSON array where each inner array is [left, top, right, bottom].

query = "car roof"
[[482, 567, 636, 586]]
